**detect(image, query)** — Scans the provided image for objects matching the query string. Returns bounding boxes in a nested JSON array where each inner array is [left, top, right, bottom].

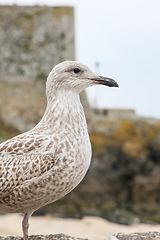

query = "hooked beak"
[[92, 75, 119, 87]]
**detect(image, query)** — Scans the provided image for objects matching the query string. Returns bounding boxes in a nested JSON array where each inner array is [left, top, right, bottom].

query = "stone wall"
[[94, 108, 137, 120], [0, 5, 75, 131], [0, 5, 75, 77]]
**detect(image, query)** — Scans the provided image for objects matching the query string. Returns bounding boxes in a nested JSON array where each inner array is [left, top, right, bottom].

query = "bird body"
[[0, 90, 91, 213], [0, 61, 118, 239]]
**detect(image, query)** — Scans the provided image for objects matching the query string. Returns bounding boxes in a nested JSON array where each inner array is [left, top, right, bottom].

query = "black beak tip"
[[112, 81, 119, 88], [97, 75, 119, 88], [108, 79, 119, 88]]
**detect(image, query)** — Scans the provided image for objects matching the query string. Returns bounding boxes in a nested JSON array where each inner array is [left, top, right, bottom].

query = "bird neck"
[[36, 90, 86, 131]]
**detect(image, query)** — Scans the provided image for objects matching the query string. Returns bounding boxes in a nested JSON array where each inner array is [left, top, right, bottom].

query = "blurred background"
[[0, 0, 160, 228]]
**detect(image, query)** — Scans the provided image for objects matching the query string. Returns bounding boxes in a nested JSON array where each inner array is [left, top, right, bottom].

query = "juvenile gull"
[[0, 61, 118, 240]]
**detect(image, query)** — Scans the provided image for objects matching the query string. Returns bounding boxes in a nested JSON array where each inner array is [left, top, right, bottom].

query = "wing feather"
[[0, 133, 56, 197]]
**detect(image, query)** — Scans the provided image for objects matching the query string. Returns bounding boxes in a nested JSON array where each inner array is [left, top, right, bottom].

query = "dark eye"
[[73, 68, 80, 73]]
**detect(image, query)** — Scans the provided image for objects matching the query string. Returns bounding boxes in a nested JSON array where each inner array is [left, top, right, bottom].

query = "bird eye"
[[73, 68, 80, 73]]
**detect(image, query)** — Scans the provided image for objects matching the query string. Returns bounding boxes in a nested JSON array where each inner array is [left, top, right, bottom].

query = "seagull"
[[0, 61, 118, 240]]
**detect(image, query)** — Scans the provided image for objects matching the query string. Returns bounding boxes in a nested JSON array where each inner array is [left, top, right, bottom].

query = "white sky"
[[0, 0, 160, 119]]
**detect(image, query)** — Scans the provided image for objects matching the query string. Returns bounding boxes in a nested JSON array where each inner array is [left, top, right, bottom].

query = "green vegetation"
[[90, 120, 160, 158], [53, 7, 73, 20], [18, 12, 34, 20], [18, 8, 46, 20]]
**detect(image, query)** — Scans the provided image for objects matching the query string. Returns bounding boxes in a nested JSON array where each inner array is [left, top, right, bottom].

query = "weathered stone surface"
[[114, 231, 160, 240], [0, 5, 75, 77], [0, 5, 75, 132], [0, 77, 46, 131], [0, 234, 87, 240]]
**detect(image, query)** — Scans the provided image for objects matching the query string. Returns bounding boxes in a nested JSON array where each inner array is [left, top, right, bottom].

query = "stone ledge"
[[0, 234, 88, 240], [114, 231, 160, 240]]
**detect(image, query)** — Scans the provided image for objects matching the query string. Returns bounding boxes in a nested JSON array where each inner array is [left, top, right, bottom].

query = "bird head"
[[46, 61, 118, 100]]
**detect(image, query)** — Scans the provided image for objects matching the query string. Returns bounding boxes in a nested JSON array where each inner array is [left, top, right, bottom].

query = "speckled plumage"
[[0, 94, 91, 213], [0, 61, 118, 239]]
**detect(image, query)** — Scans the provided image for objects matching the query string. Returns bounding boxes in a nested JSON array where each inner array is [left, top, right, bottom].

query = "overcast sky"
[[1, 0, 160, 119]]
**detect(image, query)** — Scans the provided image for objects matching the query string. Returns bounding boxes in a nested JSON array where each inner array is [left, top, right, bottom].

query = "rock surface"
[[0, 5, 75, 77], [0, 5, 75, 132], [1, 232, 160, 240], [0, 234, 87, 240], [114, 231, 160, 240]]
